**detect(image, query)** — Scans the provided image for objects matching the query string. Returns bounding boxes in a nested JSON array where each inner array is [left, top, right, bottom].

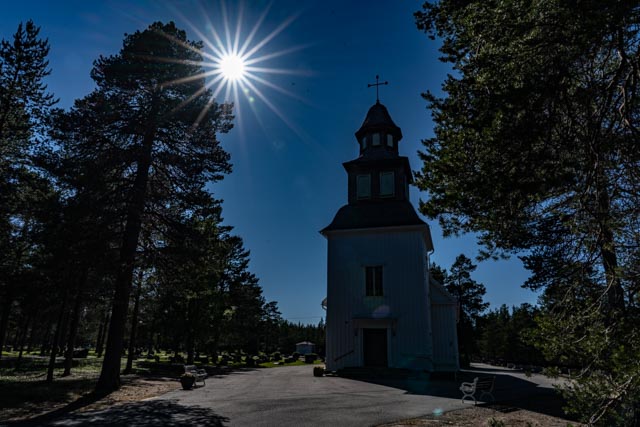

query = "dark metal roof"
[[355, 101, 403, 141], [321, 200, 426, 233]]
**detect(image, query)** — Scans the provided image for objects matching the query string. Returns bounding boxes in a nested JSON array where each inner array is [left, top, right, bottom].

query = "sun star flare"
[[219, 54, 246, 81]]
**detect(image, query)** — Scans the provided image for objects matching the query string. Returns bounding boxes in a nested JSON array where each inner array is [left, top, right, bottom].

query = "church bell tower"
[[321, 85, 459, 373]]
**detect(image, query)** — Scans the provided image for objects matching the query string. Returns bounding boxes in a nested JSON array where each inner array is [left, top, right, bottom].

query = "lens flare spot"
[[372, 305, 390, 318]]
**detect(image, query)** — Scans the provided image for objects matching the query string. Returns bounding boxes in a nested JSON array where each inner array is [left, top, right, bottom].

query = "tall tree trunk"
[[96, 108, 157, 393], [16, 315, 32, 366], [186, 299, 195, 365], [95, 318, 105, 355], [97, 313, 109, 357], [597, 183, 625, 313], [63, 270, 87, 377], [0, 295, 13, 361], [146, 319, 156, 357], [40, 322, 52, 356], [11, 319, 21, 350], [46, 292, 69, 383], [26, 318, 36, 353], [124, 270, 143, 373]]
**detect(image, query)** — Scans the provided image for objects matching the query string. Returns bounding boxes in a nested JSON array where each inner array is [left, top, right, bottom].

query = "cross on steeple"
[[367, 75, 388, 103]]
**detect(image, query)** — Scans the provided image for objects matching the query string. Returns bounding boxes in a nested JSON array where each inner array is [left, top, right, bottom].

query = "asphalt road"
[[13, 364, 564, 427], [156, 365, 468, 426]]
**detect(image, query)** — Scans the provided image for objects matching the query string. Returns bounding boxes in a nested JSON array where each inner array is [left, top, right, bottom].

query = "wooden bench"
[[184, 365, 208, 387], [459, 376, 495, 404]]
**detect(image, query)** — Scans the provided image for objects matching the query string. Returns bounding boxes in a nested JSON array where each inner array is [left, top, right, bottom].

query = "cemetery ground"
[[0, 350, 322, 422], [0, 353, 579, 426]]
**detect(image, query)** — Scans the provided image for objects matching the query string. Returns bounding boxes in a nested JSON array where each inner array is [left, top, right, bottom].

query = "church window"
[[361, 137, 367, 150], [357, 174, 371, 199], [372, 133, 380, 146], [380, 172, 395, 197], [386, 134, 393, 147], [365, 266, 383, 296]]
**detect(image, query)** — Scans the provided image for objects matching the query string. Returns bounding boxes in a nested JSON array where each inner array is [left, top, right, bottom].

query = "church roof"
[[355, 101, 402, 141], [321, 200, 426, 233]]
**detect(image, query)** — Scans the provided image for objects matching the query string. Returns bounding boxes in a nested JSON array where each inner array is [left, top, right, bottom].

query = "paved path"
[[11, 364, 564, 427]]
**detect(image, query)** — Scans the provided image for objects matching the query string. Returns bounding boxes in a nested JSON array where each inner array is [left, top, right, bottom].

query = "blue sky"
[[2, 0, 538, 323]]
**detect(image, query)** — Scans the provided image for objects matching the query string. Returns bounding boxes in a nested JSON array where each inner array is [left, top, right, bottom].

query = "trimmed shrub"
[[304, 353, 318, 364]]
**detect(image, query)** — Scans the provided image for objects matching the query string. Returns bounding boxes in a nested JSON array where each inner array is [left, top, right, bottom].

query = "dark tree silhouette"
[[416, 1, 640, 423], [50, 22, 233, 391], [0, 20, 56, 361]]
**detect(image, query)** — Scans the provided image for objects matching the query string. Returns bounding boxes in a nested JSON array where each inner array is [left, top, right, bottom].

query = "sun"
[[167, 2, 312, 137], [219, 54, 245, 81]]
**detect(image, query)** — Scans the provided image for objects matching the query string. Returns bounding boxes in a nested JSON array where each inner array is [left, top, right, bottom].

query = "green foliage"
[[476, 304, 544, 366], [416, 1, 640, 423], [443, 255, 488, 324], [533, 300, 640, 425], [0, 20, 59, 362]]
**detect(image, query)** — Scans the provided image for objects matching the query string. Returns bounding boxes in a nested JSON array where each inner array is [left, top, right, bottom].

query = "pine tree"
[[50, 22, 233, 391], [0, 20, 56, 361]]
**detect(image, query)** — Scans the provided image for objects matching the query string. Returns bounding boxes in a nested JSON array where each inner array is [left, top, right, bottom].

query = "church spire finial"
[[367, 74, 388, 103]]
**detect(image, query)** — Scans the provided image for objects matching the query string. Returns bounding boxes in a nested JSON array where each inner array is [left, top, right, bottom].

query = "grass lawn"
[[0, 355, 103, 420], [259, 359, 324, 368], [0, 354, 168, 421]]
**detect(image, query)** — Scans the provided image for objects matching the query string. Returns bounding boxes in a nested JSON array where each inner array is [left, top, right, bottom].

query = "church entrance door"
[[363, 328, 388, 367]]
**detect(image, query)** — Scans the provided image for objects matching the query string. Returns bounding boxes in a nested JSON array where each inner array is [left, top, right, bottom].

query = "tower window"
[[365, 266, 383, 296], [361, 137, 367, 150], [386, 134, 393, 147], [372, 133, 380, 146], [380, 171, 395, 197], [357, 174, 371, 199]]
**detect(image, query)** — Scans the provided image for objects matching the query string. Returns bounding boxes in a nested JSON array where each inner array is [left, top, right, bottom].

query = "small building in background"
[[296, 341, 316, 355]]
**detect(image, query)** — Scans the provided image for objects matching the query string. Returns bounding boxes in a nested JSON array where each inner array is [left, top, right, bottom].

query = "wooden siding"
[[325, 228, 434, 371], [431, 303, 459, 371]]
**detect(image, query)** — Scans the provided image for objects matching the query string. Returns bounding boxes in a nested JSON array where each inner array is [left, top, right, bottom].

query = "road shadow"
[[337, 368, 573, 421], [3, 399, 229, 427]]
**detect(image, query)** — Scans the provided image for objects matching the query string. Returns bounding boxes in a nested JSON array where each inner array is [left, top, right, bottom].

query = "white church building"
[[321, 100, 459, 373]]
